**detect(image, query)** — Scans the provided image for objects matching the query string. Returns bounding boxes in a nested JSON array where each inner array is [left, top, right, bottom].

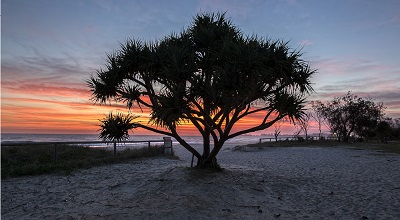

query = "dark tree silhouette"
[[315, 92, 385, 142], [273, 119, 284, 142], [87, 12, 315, 168], [98, 112, 138, 142], [391, 118, 400, 138], [310, 101, 326, 140], [375, 120, 391, 142], [296, 111, 311, 140]]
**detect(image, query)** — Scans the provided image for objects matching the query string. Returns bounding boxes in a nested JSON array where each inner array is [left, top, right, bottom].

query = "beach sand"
[[2, 145, 400, 219]]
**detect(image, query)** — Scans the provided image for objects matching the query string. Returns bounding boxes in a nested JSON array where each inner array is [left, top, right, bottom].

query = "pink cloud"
[[2, 80, 89, 98], [300, 39, 313, 47], [353, 14, 400, 31], [313, 58, 392, 77]]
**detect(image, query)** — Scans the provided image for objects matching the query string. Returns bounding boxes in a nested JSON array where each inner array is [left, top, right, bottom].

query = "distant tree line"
[[309, 92, 399, 142]]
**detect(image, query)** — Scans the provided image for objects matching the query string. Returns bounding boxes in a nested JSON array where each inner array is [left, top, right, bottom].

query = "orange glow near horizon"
[[1, 74, 341, 137], [1, 81, 307, 136], [3, 68, 398, 136]]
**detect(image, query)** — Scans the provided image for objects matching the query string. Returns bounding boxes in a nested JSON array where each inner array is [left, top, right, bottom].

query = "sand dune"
[[2, 145, 400, 219]]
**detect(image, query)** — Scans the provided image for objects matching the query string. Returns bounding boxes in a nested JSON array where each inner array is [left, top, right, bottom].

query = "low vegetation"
[[236, 139, 400, 154], [1, 144, 168, 178]]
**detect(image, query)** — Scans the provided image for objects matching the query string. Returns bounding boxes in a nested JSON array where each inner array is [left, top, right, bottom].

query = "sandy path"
[[2, 146, 400, 219]]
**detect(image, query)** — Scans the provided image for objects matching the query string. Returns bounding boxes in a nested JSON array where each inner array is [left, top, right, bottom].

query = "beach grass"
[[237, 139, 400, 154], [1, 144, 167, 178]]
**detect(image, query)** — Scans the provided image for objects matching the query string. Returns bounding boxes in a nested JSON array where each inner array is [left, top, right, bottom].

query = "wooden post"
[[113, 142, 117, 156], [163, 137, 172, 155], [148, 141, 150, 148]]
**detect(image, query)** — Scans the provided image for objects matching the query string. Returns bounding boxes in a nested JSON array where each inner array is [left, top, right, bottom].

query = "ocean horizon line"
[[1, 132, 305, 137], [0, 133, 283, 145]]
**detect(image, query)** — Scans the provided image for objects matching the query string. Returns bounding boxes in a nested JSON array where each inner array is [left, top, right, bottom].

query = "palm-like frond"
[[149, 90, 191, 128], [98, 112, 138, 142]]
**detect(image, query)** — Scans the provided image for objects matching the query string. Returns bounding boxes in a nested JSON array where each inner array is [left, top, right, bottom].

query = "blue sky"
[[1, 0, 400, 134]]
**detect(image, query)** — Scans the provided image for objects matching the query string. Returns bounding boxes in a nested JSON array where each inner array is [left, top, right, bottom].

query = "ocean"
[[0, 133, 272, 146]]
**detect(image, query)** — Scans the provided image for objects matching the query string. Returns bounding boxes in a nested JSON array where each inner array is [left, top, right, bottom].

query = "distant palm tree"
[[98, 112, 138, 143]]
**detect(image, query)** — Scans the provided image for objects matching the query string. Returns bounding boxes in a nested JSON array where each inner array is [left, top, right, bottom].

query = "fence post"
[[113, 142, 117, 156], [163, 137, 172, 155], [148, 141, 150, 148]]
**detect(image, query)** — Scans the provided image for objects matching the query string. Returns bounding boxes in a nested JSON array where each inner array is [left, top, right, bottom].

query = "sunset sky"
[[2, 0, 400, 136]]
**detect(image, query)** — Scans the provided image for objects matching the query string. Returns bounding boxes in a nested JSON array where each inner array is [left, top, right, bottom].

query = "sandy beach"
[[2, 144, 400, 219]]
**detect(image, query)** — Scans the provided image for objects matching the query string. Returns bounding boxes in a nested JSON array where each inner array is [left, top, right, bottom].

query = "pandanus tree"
[[98, 112, 138, 155], [98, 112, 138, 142], [87, 12, 315, 168]]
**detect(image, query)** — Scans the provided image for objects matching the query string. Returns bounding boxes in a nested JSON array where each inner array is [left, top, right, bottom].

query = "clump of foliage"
[[238, 139, 400, 154], [98, 112, 138, 142], [376, 118, 400, 140], [312, 92, 385, 142], [88, 12, 315, 168], [1, 144, 164, 178]]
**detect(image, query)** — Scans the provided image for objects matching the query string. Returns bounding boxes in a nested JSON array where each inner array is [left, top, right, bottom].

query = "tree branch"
[[134, 124, 173, 136]]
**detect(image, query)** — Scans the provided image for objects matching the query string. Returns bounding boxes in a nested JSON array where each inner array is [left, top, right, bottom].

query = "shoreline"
[[2, 144, 400, 219]]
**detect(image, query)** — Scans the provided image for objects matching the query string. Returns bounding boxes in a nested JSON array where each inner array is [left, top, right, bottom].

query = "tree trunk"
[[341, 130, 349, 142], [203, 70, 212, 158], [196, 139, 225, 170], [318, 121, 322, 140], [203, 130, 210, 157], [197, 155, 221, 170]]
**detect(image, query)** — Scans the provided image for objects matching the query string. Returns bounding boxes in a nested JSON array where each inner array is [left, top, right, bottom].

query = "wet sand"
[[2, 145, 400, 219]]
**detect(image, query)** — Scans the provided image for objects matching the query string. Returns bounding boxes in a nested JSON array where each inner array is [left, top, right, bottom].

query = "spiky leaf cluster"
[[98, 112, 138, 142]]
